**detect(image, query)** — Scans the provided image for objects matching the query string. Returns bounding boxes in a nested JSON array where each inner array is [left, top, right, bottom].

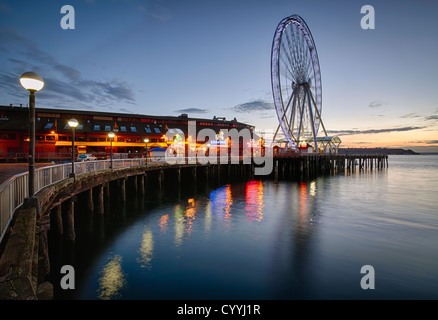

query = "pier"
[[0, 153, 387, 299], [271, 153, 389, 179]]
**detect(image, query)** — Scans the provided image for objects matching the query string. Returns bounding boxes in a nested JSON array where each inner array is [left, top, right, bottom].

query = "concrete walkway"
[[0, 163, 52, 185]]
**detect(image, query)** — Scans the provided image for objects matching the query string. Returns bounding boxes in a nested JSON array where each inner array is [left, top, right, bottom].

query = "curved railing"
[[0, 155, 259, 244], [0, 158, 145, 244]]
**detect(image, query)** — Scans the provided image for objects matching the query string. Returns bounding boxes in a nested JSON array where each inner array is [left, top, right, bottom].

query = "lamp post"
[[108, 132, 115, 169], [144, 138, 149, 163], [68, 118, 78, 179], [20, 72, 44, 202]]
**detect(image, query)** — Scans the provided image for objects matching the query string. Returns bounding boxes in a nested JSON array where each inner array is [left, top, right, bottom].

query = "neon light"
[[210, 130, 227, 146]]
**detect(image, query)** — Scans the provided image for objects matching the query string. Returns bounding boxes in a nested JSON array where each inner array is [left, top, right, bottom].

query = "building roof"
[[0, 105, 253, 134], [299, 136, 342, 144]]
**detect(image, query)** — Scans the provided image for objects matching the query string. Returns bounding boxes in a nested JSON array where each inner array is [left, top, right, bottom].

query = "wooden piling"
[[140, 174, 145, 194], [53, 205, 63, 236], [65, 198, 75, 241], [87, 188, 94, 212], [120, 178, 126, 202], [97, 184, 104, 215]]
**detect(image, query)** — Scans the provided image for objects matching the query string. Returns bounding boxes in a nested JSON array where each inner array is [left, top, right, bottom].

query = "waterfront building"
[[0, 105, 254, 161]]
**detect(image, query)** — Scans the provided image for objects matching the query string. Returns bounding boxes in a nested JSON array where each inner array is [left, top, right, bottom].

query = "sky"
[[1, 0, 437, 152]]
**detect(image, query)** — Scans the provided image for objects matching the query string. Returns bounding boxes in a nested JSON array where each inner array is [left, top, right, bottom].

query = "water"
[[50, 155, 438, 300]]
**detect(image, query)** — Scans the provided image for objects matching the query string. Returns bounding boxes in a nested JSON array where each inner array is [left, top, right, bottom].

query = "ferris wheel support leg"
[[296, 90, 305, 144], [309, 90, 334, 153], [289, 88, 298, 142], [309, 89, 328, 137], [279, 90, 297, 147], [271, 123, 281, 147], [306, 87, 318, 153]]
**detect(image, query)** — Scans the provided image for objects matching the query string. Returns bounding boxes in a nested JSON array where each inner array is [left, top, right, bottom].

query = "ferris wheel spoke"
[[280, 40, 297, 82], [287, 25, 303, 82], [289, 88, 298, 138], [281, 33, 294, 67], [279, 55, 295, 82]]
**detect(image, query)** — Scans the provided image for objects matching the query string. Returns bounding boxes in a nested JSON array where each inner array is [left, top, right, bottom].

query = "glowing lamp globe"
[[20, 72, 44, 92], [68, 118, 79, 128]]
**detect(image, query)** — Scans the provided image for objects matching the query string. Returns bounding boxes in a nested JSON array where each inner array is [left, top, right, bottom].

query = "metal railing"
[[0, 152, 146, 162], [0, 155, 257, 244], [0, 158, 145, 244]]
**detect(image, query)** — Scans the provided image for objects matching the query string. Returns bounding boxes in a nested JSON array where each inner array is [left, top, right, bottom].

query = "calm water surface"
[[50, 155, 438, 299]]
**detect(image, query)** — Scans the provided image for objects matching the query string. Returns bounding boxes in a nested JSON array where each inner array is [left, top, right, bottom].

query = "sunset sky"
[[1, 0, 437, 152]]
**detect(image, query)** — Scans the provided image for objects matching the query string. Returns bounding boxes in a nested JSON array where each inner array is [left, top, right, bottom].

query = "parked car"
[[77, 153, 97, 161]]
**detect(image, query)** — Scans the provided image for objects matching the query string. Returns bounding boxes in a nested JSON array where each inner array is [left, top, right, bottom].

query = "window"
[[59, 136, 68, 141], [93, 125, 100, 131], [154, 128, 161, 133], [89, 137, 98, 142], [145, 127, 152, 133], [44, 122, 54, 129], [64, 123, 83, 130], [120, 126, 127, 132], [105, 125, 111, 131], [46, 135, 55, 141], [0, 133, 16, 140], [130, 126, 137, 132]]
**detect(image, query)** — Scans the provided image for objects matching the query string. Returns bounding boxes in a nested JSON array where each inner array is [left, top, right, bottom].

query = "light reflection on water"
[[97, 255, 126, 300], [53, 155, 438, 300]]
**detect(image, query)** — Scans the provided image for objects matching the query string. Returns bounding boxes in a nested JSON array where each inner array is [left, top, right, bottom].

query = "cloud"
[[328, 126, 425, 135], [175, 108, 208, 114], [400, 113, 421, 118], [81, 79, 136, 103], [368, 100, 388, 108], [412, 140, 438, 145], [139, 1, 172, 21], [425, 115, 438, 121], [0, 27, 136, 109], [54, 64, 81, 81], [232, 100, 274, 113]]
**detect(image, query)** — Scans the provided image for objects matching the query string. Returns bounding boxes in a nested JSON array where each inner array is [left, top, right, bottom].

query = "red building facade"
[[0, 105, 253, 162]]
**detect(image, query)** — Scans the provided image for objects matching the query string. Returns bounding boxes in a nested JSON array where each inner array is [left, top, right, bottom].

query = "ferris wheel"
[[271, 14, 327, 150]]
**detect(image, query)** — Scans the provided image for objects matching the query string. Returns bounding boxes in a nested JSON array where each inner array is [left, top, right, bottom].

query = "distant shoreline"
[[338, 148, 421, 155]]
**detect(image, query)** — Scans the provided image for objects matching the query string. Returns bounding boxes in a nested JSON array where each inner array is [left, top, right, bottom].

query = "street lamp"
[[68, 118, 78, 179], [144, 138, 149, 163], [108, 132, 115, 169], [20, 72, 44, 203]]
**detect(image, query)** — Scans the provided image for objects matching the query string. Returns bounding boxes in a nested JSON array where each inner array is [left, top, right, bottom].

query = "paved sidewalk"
[[0, 163, 52, 185]]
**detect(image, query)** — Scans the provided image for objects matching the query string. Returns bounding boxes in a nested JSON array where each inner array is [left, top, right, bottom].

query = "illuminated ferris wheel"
[[271, 14, 328, 150]]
